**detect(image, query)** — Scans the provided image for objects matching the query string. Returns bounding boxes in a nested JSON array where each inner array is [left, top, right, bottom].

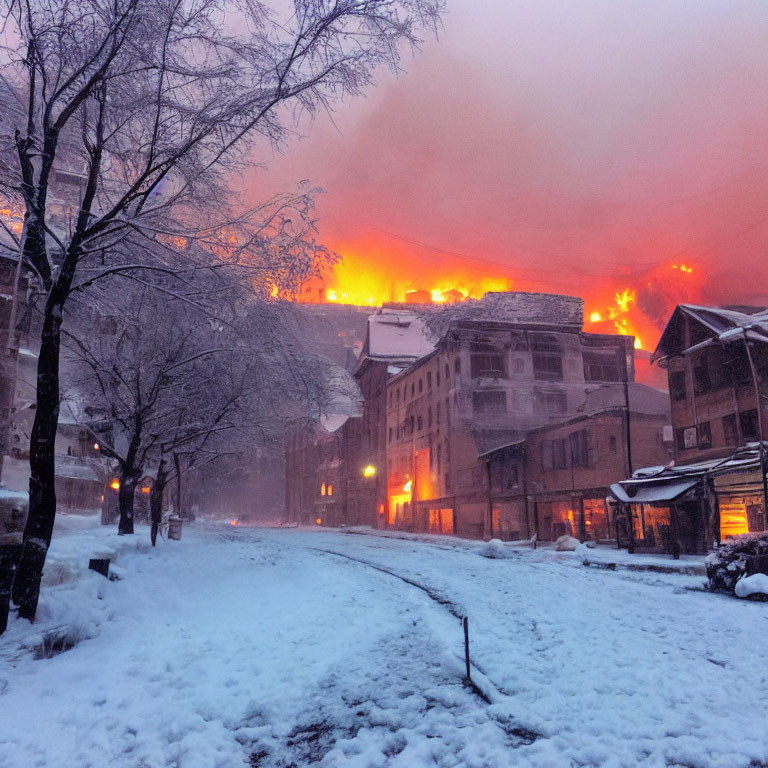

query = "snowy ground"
[[1, 518, 767, 768]]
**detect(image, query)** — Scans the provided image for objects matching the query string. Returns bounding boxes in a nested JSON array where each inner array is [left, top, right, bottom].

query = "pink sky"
[[247, 0, 768, 326]]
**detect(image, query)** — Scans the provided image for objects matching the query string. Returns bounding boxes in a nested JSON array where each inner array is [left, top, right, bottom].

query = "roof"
[[582, 382, 670, 417], [652, 304, 768, 363], [609, 479, 699, 504], [54, 460, 101, 482], [354, 309, 435, 375], [610, 443, 767, 504]]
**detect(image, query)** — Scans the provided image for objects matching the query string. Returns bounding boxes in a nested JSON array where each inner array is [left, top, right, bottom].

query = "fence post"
[[463, 616, 471, 682]]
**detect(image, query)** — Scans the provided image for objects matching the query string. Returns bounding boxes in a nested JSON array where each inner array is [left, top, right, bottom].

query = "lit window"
[[327, 484, 333, 496], [321, 483, 326, 496]]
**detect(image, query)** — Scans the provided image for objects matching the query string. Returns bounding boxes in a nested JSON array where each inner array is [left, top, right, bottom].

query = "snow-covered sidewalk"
[[1, 518, 766, 768]]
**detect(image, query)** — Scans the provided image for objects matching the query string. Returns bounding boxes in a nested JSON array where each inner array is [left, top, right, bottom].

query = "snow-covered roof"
[[611, 443, 767, 504], [54, 460, 101, 482], [366, 310, 435, 360], [609, 479, 699, 504], [652, 304, 768, 363], [354, 309, 435, 376]]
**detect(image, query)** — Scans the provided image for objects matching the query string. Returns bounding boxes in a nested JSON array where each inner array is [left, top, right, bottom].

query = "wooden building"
[[611, 304, 768, 553]]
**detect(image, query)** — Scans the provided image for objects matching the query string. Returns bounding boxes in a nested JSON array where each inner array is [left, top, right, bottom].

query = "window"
[[569, 429, 593, 467], [388, 427, 392, 443], [454, 359, 461, 387], [670, 371, 686, 401], [411, 382, 415, 397], [513, 358, 525, 374], [534, 389, 567, 414], [409, 416, 415, 434], [417, 415, 423, 431], [722, 414, 738, 445], [609, 435, 617, 454], [583, 353, 620, 382], [472, 390, 507, 415], [675, 426, 696, 451], [531, 335, 563, 381], [470, 341, 506, 378], [428, 408, 433, 428], [418, 379, 423, 393], [427, 371, 432, 389], [694, 348, 729, 394], [697, 421, 712, 449], [693, 361, 711, 396], [541, 441, 553, 471], [327, 484, 333, 496], [396, 388, 401, 403], [436, 370, 441, 387], [436, 403, 441, 424], [541, 439, 568, 471], [741, 409, 760, 441], [320, 483, 326, 496]]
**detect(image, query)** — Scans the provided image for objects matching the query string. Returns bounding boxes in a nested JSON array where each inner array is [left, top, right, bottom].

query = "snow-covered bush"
[[705, 534, 768, 595], [478, 539, 510, 559], [555, 535, 581, 552]]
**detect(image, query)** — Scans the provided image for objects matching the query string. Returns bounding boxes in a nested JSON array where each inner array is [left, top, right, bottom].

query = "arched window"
[[320, 483, 327, 496], [327, 484, 333, 496]]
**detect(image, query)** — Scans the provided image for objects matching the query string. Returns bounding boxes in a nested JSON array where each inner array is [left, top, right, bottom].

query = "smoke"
[[247, 0, 768, 321]]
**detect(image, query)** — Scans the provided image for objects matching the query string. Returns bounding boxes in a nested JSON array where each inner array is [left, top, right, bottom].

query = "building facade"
[[611, 304, 768, 554], [382, 293, 668, 540]]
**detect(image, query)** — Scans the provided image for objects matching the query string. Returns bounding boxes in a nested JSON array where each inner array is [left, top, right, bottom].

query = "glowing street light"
[[363, 465, 376, 478]]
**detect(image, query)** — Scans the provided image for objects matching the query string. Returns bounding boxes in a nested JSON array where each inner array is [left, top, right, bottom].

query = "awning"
[[609, 479, 699, 505]]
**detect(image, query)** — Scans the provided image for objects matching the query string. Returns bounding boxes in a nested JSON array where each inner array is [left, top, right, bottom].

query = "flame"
[[297, 241, 704, 359]]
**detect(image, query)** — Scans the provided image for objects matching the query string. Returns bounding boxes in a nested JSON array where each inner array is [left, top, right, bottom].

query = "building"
[[343, 309, 435, 528], [483, 384, 672, 543], [383, 292, 662, 540], [284, 308, 433, 528], [285, 419, 347, 527], [611, 304, 768, 554]]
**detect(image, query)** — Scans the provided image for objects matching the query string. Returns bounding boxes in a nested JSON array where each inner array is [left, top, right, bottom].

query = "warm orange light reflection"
[[230, 519, 238, 526], [315, 517, 323, 525], [109, 479, 120, 491]]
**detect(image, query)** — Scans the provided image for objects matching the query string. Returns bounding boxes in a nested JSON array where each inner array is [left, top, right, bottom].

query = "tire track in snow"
[[308, 547, 529, 714]]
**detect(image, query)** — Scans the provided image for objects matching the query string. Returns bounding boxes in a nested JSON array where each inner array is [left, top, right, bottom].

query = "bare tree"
[[0, 0, 443, 624], [64, 275, 342, 539]]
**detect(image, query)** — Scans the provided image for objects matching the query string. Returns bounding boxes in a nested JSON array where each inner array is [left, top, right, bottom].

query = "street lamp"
[[363, 464, 376, 478]]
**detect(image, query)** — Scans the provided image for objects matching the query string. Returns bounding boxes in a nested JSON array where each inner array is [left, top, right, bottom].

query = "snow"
[[735, 573, 768, 598], [365, 309, 435, 360], [610, 478, 698, 504], [1, 521, 767, 768]]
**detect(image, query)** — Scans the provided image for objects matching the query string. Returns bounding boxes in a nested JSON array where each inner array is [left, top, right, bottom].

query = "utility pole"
[[741, 329, 768, 528]]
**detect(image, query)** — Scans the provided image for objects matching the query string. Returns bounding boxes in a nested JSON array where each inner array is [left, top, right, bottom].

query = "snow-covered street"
[[1, 518, 767, 768]]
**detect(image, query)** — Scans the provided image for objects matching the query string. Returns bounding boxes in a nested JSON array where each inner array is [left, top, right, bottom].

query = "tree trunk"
[[0, 542, 22, 633], [118, 474, 136, 535], [10, 301, 63, 621], [150, 460, 166, 546], [173, 453, 182, 518]]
